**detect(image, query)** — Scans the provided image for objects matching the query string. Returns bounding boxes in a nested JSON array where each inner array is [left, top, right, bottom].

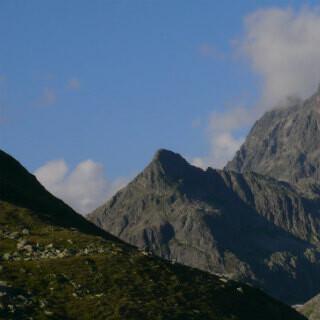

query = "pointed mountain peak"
[[151, 148, 196, 174], [226, 86, 320, 183], [138, 149, 202, 184], [152, 149, 187, 165]]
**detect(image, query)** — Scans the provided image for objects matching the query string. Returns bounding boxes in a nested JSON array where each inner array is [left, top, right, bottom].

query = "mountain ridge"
[[226, 88, 320, 184], [89, 148, 320, 304]]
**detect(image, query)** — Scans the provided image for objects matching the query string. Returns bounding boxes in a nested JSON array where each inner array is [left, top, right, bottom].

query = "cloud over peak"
[[243, 6, 320, 107], [192, 107, 251, 169], [193, 6, 320, 169]]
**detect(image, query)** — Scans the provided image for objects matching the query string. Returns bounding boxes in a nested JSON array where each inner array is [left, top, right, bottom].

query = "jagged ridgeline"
[[226, 89, 320, 185], [88, 148, 320, 305], [0, 149, 305, 319]]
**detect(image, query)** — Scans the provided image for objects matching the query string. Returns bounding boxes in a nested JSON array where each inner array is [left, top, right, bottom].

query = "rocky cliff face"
[[226, 89, 320, 184], [88, 149, 320, 305]]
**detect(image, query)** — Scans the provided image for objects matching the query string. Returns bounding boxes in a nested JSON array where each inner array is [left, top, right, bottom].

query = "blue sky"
[[1, 1, 320, 213]]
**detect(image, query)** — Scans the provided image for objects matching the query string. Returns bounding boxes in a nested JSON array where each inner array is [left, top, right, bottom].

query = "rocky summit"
[[226, 88, 320, 185], [88, 149, 320, 305], [0, 149, 305, 320]]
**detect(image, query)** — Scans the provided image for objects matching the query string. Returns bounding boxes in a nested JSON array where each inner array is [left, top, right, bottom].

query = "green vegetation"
[[0, 203, 306, 320]]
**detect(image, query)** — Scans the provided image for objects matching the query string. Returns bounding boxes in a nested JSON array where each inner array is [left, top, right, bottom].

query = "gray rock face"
[[226, 89, 320, 184], [88, 149, 320, 304]]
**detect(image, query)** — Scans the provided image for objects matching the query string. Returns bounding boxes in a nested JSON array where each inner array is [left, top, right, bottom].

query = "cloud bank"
[[243, 6, 320, 108], [193, 6, 320, 169], [35, 159, 127, 214]]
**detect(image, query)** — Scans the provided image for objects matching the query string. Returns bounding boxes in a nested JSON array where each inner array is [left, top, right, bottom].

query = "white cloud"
[[192, 107, 252, 169], [35, 159, 68, 186], [243, 6, 320, 108], [193, 6, 320, 169], [35, 159, 128, 214], [206, 132, 244, 169], [191, 157, 207, 169]]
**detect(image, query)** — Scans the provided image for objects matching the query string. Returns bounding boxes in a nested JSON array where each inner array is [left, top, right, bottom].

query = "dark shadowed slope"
[[0, 149, 120, 241], [0, 149, 305, 319], [226, 89, 320, 185], [89, 149, 320, 305]]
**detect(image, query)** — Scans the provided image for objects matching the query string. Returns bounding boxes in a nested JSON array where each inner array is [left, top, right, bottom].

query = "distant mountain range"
[[89, 89, 320, 309], [1, 148, 305, 319]]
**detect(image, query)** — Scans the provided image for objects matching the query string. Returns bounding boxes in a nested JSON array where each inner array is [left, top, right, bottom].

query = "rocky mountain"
[[88, 149, 320, 305], [226, 88, 320, 184], [1, 149, 305, 320]]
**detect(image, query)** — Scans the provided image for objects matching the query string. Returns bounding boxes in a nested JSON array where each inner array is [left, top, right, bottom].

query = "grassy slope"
[[0, 201, 306, 320]]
